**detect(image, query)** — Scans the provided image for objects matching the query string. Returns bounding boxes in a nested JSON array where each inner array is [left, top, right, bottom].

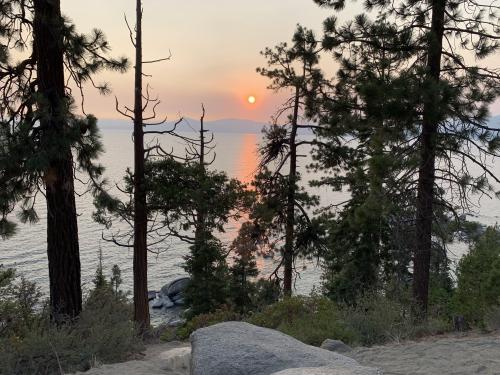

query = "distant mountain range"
[[98, 118, 269, 134], [98, 115, 500, 134]]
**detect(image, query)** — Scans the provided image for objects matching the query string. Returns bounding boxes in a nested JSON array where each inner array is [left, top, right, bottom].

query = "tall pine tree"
[[255, 26, 325, 296], [312, 19, 420, 302], [0, 0, 127, 320], [314, 0, 500, 313]]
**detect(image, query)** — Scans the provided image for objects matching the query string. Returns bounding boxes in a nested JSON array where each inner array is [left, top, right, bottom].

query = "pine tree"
[[255, 25, 326, 296], [314, 0, 500, 314], [96, 107, 250, 316], [0, 0, 127, 320], [145, 113, 250, 315], [95, 0, 175, 330], [310, 18, 420, 302], [229, 222, 259, 313], [130, 0, 149, 332]]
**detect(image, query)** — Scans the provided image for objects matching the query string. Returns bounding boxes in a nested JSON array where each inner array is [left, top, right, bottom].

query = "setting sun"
[[247, 95, 256, 104]]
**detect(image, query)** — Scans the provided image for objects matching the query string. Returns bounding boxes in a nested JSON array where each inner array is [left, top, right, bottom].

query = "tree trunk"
[[414, 0, 446, 314], [133, 0, 150, 330], [283, 86, 300, 296], [33, 0, 82, 320], [195, 108, 207, 241]]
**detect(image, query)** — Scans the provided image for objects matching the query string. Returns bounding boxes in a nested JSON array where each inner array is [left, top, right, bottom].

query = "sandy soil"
[[352, 332, 500, 375], [74, 332, 500, 374], [73, 341, 190, 375]]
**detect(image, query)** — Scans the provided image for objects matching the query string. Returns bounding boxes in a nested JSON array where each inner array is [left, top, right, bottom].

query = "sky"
[[62, 0, 358, 122], [63, 0, 500, 123]]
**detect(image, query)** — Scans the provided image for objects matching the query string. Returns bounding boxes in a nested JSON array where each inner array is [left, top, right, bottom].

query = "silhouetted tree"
[[255, 25, 326, 296], [0, 0, 126, 320], [146, 111, 251, 315]]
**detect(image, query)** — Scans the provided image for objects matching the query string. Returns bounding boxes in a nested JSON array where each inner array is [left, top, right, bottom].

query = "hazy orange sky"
[[63, 0, 500, 122]]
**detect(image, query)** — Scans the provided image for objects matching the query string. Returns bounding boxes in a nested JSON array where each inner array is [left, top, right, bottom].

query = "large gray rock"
[[321, 339, 353, 354], [190, 322, 381, 375]]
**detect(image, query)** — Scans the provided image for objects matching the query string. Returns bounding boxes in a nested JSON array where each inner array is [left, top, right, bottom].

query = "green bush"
[[452, 227, 500, 326], [163, 278, 280, 343], [339, 294, 408, 345], [0, 267, 143, 375], [167, 292, 453, 349], [174, 306, 242, 340], [484, 305, 500, 331], [248, 296, 354, 346], [0, 267, 44, 339], [340, 294, 451, 346]]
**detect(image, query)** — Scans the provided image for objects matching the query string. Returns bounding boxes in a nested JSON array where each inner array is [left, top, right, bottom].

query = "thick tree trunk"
[[283, 86, 300, 296], [133, 0, 150, 330], [33, 0, 82, 320], [414, 0, 446, 314]]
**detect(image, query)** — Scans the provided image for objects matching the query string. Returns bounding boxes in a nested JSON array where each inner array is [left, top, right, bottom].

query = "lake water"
[[1, 128, 500, 318]]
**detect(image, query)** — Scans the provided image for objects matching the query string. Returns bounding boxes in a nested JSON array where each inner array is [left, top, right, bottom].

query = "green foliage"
[[248, 296, 354, 346], [0, 1, 128, 238], [248, 294, 451, 347], [93, 247, 108, 289], [0, 266, 43, 339], [95, 158, 251, 240], [144, 158, 250, 315], [0, 266, 142, 375], [339, 294, 415, 346], [145, 159, 251, 236], [184, 233, 230, 317], [174, 306, 242, 341], [254, 25, 326, 292], [250, 279, 281, 311], [228, 222, 260, 313], [110, 264, 123, 294], [311, 0, 500, 313], [250, 169, 323, 264], [452, 227, 500, 326], [315, 20, 420, 303], [484, 305, 500, 331], [227, 223, 282, 313]]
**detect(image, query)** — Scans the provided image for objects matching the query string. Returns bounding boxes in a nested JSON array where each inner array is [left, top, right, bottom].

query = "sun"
[[247, 95, 256, 104]]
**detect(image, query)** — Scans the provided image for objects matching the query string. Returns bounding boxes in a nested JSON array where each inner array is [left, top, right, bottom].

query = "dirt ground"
[[353, 331, 500, 375]]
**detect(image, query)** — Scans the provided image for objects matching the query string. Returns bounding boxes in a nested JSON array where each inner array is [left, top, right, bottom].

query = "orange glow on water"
[[236, 133, 259, 186]]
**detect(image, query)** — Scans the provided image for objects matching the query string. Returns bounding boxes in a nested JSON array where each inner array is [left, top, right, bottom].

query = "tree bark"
[[133, 0, 150, 330], [33, 0, 82, 320], [195, 107, 207, 241], [283, 86, 300, 296], [414, 0, 446, 314]]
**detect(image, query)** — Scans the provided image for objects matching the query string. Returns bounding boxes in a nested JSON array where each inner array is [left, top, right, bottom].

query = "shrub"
[[340, 294, 451, 346], [174, 306, 242, 340], [251, 279, 281, 310], [0, 267, 143, 375], [184, 235, 230, 317], [0, 267, 44, 339], [339, 294, 409, 346], [248, 296, 354, 346], [484, 305, 500, 331], [452, 227, 500, 326]]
